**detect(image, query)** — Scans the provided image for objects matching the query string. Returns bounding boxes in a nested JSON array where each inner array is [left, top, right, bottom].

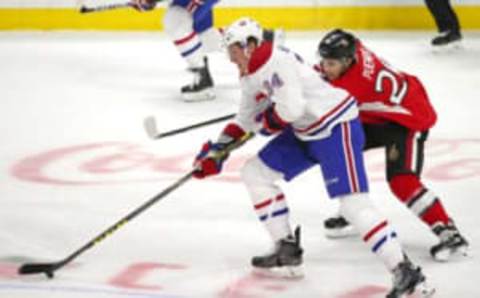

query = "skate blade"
[[182, 89, 216, 102], [432, 245, 470, 262], [416, 281, 436, 298], [432, 40, 463, 53], [252, 265, 304, 279], [325, 226, 358, 239], [387, 282, 435, 298]]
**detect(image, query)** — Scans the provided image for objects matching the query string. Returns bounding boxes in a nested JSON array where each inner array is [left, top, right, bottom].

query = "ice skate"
[[386, 258, 435, 298], [323, 215, 358, 239], [251, 226, 304, 278], [181, 57, 215, 102], [431, 31, 462, 52], [430, 221, 469, 262]]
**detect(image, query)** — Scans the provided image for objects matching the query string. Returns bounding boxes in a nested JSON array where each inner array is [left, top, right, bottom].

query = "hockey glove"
[[257, 104, 289, 136], [193, 141, 228, 179], [193, 123, 246, 179], [130, 0, 157, 11]]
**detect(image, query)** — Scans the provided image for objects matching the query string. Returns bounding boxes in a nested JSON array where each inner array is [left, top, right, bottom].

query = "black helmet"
[[318, 29, 356, 60]]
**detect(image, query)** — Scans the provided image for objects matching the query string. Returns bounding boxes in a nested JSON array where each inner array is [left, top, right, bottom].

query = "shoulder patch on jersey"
[[248, 42, 273, 75]]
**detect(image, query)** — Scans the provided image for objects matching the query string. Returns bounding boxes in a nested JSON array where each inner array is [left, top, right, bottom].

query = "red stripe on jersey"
[[174, 32, 196, 46], [254, 194, 284, 210], [254, 199, 272, 210], [342, 123, 359, 192], [363, 220, 388, 242]]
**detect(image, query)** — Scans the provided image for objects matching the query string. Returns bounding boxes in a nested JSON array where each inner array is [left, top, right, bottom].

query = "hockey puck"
[[46, 271, 54, 279]]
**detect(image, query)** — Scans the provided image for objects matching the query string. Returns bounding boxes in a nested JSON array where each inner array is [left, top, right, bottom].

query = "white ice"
[[0, 30, 479, 298]]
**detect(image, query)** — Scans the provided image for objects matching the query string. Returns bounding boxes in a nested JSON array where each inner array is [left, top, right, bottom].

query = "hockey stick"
[[79, 2, 133, 13], [79, 0, 164, 14], [17, 132, 253, 279], [144, 113, 236, 140]]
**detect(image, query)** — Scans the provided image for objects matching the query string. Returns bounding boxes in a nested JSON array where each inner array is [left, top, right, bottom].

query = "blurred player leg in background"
[[424, 0, 462, 47], [164, 0, 221, 102]]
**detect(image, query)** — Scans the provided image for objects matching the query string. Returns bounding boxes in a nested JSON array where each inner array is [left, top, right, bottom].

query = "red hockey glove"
[[130, 0, 157, 11], [193, 123, 246, 179], [193, 141, 227, 179], [258, 104, 289, 136]]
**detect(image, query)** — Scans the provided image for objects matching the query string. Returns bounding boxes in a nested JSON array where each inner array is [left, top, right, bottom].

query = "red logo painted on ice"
[[9, 139, 480, 186]]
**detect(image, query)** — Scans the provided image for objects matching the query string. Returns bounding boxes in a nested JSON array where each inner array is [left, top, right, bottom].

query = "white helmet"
[[223, 17, 263, 48]]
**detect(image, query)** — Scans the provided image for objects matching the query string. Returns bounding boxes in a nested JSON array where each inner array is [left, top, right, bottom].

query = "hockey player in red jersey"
[[316, 29, 469, 262]]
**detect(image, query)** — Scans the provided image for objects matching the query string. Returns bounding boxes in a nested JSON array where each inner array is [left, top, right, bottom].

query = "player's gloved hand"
[[130, 0, 157, 11], [193, 123, 246, 179], [257, 104, 289, 136], [193, 141, 228, 179]]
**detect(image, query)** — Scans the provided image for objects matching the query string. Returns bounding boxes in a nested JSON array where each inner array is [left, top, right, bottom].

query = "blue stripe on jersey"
[[372, 231, 397, 253], [372, 235, 388, 253], [259, 208, 289, 221], [259, 214, 269, 221], [272, 207, 289, 218], [181, 42, 202, 57]]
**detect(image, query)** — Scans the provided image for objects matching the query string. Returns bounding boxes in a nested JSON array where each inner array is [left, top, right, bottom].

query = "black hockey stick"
[[144, 113, 236, 140], [79, 2, 133, 14], [79, 0, 164, 14], [18, 132, 253, 278]]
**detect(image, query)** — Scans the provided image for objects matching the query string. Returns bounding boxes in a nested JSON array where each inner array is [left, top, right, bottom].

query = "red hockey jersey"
[[325, 40, 437, 131]]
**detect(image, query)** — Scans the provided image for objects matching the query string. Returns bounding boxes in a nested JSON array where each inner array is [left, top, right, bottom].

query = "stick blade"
[[79, 6, 92, 13], [144, 116, 160, 139], [18, 263, 56, 279]]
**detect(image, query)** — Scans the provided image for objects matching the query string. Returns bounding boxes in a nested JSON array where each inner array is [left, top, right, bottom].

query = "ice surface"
[[1, 30, 479, 298]]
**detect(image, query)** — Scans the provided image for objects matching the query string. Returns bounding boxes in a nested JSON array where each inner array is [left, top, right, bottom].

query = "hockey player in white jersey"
[[192, 18, 434, 298]]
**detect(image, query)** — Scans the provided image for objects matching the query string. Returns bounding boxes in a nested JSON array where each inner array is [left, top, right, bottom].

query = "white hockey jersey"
[[234, 42, 358, 141]]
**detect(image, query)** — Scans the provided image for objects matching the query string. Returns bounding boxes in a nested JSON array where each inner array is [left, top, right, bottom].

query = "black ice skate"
[[181, 57, 215, 102], [251, 226, 304, 278], [430, 221, 469, 262], [386, 258, 435, 298], [323, 215, 358, 239], [431, 30, 462, 48]]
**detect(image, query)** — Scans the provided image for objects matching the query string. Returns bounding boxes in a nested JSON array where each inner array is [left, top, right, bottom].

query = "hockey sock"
[[242, 157, 292, 241], [164, 5, 204, 68], [339, 193, 404, 271], [389, 174, 450, 226]]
